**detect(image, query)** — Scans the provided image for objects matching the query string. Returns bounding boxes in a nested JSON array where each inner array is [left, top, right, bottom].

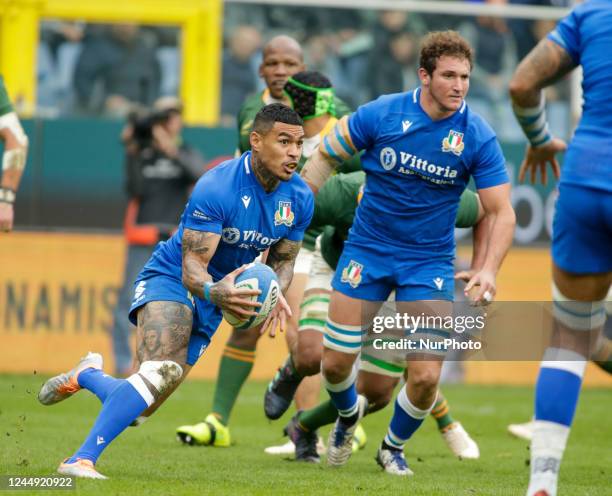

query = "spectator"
[[73, 24, 161, 117]]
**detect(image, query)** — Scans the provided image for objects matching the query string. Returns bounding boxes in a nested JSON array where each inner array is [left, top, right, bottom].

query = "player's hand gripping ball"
[[222, 262, 280, 329]]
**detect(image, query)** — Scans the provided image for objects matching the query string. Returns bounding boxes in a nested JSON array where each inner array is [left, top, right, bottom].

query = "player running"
[[37, 104, 313, 479], [509, 2, 612, 495], [267, 169, 484, 462], [0, 75, 29, 233], [187, 40, 353, 449], [300, 30, 515, 475]]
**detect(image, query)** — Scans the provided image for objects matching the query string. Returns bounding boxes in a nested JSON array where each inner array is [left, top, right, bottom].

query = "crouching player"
[[37, 104, 313, 479]]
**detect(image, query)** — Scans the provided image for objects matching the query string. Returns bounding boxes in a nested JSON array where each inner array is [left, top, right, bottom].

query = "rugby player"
[[0, 75, 28, 232], [178, 69, 358, 452], [37, 104, 313, 479], [509, 3, 612, 494], [300, 31, 515, 475], [268, 169, 484, 462]]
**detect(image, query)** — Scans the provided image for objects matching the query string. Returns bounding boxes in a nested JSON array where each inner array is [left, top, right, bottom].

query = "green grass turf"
[[0, 373, 610, 495]]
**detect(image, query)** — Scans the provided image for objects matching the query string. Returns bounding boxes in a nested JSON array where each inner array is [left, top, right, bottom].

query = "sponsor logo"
[[221, 227, 280, 249], [198, 344, 207, 358], [241, 195, 251, 209], [222, 227, 240, 244], [433, 277, 444, 290], [274, 201, 294, 227], [341, 260, 364, 288], [192, 210, 211, 221], [396, 150, 459, 185], [97, 436, 105, 446], [380, 147, 397, 171], [442, 130, 465, 156], [402, 120, 413, 133]]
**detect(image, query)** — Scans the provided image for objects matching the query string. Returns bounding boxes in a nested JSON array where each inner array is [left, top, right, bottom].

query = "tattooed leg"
[[135, 301, 194, 416]]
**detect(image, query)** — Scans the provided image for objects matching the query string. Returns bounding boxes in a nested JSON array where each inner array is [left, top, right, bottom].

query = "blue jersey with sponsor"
[[347, 88, 508, 256], [144, 152, 314, 281], [548, 0, 612, 192]]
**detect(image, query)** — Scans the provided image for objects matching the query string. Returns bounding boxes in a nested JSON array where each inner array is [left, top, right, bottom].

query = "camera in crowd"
[[127, 107, 173, 149], [126, 97, 183, 149]]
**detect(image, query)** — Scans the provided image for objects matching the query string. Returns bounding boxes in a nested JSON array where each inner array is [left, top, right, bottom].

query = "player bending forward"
[[37, 104, 313, 479]]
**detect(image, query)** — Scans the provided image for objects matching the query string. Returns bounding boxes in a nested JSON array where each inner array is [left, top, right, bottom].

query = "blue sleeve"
[[286, 190, 314, 242], [547, 8, 581, 65], [182, 178, 228, 234], [348, 98, 383, 151], [472, 137, 509, 190]]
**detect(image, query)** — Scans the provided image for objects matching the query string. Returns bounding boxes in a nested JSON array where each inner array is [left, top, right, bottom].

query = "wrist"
[[203, 281, 214, 301], [0, 187, 15, 204]]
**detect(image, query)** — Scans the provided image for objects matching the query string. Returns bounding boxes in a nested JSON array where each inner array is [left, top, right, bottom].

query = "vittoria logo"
[[442, 130, 465, 156], [274, 201, 295, 227], [341, 260, 364, 288], [222, 227, 240, 244], [379, 147, 397, 171]]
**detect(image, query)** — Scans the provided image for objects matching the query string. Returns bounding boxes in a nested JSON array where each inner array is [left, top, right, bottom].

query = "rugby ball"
[[222, 262, 280, 330]]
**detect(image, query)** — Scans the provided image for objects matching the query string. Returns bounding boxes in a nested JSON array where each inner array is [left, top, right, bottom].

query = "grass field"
[[0, 374, 610, 495]]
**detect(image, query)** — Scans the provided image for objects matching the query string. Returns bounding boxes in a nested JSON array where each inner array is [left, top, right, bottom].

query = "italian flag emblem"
[[274, 201, 295, 226], [341, 260, 364, 288], [442, 130, 465, 156]]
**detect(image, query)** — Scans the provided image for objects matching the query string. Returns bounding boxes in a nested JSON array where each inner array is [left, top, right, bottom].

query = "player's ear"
[[418, 67, 430, 87], [250, 131, 262, 152]]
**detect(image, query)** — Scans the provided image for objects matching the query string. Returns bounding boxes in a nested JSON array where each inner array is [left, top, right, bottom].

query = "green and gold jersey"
[[312, 172, 480, 270], [0, 76, 14, 117], [236, 88, 352, 154]]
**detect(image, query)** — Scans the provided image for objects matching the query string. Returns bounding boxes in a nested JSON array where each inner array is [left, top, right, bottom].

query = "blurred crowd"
[[36, 2, 572, 141]]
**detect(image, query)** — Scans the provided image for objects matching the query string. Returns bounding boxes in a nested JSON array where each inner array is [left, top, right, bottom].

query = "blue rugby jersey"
[[548, 0, 612, 192], [145, 152, 314, 281], [347, 88, 508, 256]]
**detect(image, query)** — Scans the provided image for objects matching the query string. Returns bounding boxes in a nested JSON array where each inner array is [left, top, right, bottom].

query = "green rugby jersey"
[[0, 76, 14, 116]]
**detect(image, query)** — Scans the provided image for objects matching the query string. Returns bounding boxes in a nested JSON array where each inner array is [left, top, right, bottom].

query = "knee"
[[134, 360, 184, 397], [322, 353, 353, 383], [409, 367, 440, 397], [359, 385, 393, 413], [294, 344, 322, 376]]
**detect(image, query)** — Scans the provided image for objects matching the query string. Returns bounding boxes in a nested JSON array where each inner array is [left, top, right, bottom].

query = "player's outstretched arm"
[[509, 38, 576, 185], [0, 113, 29, 232], [181, 228, 261, 317], [464, 184, 515, 304], [301, 115, 358, 194]]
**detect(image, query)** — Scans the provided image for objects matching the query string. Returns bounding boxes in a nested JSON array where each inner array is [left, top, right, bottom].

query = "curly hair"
[[419, 30, 474, 75]]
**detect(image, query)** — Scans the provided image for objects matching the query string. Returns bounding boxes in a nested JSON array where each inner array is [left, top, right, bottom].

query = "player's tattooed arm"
[[266, 238, 302, 293], [509, 38, 576, 107], [181, 228, 261, 316], [181, 228, 220, 299]]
